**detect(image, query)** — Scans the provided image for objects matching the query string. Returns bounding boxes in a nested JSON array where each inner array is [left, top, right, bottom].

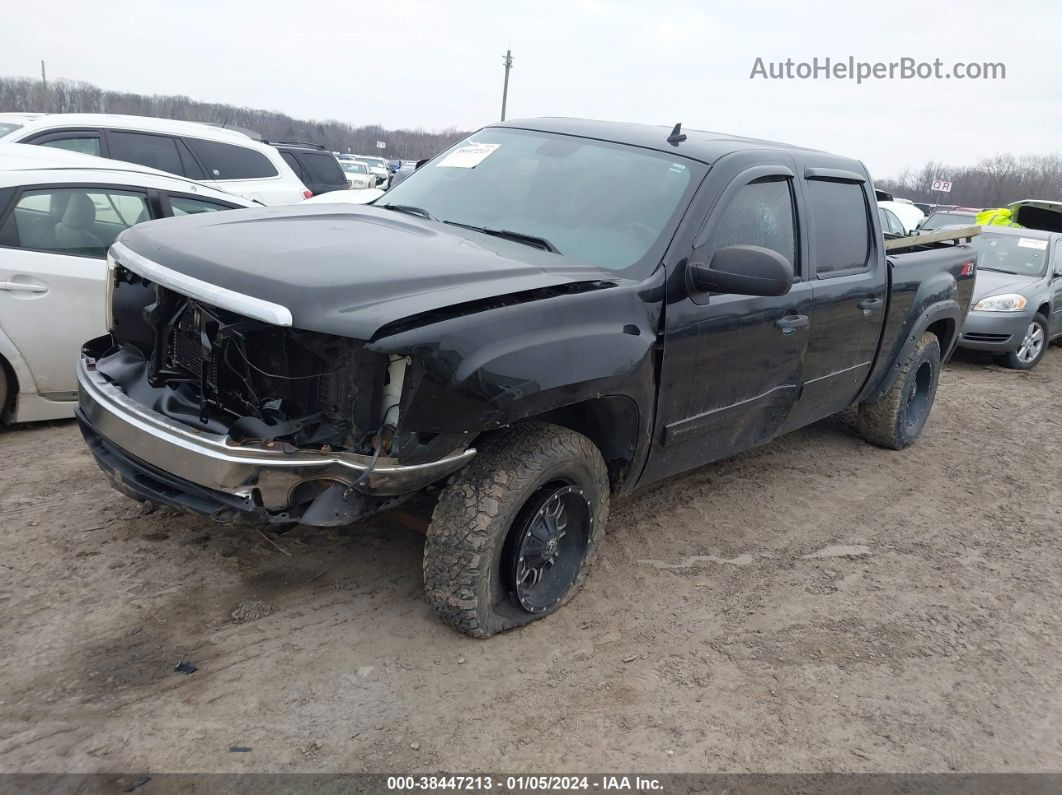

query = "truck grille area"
[[108, 279, 390, 455], [171, 307, 219, 383]]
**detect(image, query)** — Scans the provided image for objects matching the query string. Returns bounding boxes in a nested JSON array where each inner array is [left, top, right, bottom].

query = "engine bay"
[[105, 269, 401, 456]]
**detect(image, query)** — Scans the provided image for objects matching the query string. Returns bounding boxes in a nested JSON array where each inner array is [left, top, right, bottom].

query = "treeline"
[[877, 153, 1062, 208], [0, 76, 469, 160]]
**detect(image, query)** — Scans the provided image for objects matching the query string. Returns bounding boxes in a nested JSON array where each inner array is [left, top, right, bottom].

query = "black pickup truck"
[[77, 119, 977, 636]]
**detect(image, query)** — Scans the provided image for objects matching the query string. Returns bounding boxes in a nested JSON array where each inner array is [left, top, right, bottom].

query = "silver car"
[[958, 227, 1062, 369]]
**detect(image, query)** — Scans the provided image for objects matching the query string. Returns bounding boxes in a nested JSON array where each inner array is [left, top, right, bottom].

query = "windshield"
[[970, 233, 1049, 276], [0, 122, 23, 137], [341, 161, 367, 174], [378, 128, 701, 275], [356, 157, 386, 167], [922, 212, 974, 230]]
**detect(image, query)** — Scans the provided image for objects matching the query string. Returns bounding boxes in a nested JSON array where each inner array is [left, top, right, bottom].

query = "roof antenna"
[[667, 122, 687, 145]]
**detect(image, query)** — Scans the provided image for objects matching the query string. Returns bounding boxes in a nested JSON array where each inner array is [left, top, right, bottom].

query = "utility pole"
[[500, 50, 513, 121], [40, 60, 49, 112]]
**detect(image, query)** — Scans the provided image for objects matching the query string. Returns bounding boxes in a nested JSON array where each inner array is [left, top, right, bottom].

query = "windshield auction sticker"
[[1018, 237, 1048, 250], [438, 143, 500, 168]]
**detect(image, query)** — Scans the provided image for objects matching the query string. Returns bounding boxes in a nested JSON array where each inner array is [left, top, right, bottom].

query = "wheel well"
[[0, 352, 16, 419], [524, 396, 640, 492], [925, 318, 957, 357], [1037, 303, 1051, 320]]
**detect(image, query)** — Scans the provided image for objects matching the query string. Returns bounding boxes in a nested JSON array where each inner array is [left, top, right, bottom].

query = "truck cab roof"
[[494, 117, 855, 170]]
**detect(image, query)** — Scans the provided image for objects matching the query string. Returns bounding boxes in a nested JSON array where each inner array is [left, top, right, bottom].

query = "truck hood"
[[971, 268, 1043, 303], [117, 204, 619, 339]]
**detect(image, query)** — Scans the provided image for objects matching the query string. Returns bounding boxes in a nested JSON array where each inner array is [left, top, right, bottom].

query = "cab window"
[[807, 179, 871, 276], [698, 176, 798, 275]]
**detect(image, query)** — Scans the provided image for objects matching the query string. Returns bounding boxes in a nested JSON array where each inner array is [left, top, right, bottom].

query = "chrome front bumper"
[[76, 356, 475, 509]]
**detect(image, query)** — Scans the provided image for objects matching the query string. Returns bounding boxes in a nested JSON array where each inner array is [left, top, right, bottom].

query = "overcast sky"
[[2, 0, 1057, 180]]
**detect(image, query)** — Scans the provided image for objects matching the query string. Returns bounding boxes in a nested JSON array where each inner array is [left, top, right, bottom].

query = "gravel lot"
[[2, 351, 1061, 774]]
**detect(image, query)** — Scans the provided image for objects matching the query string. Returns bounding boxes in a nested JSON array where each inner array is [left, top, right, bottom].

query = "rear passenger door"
[[784, 169, 886, 430], [0, 185, 152, 395]]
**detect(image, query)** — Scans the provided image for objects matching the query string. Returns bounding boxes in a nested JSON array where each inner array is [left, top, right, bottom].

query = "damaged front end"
[[76, 259, 475, 526]]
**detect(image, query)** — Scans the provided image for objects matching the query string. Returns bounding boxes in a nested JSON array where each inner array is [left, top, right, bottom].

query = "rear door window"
[[107, 131, 184, 175], [185, 138, 278, 180], [279, 151, 304, 180], [168, 195, 240, 216], [807, 179, 871, 276], [304, 153, 345, 185]]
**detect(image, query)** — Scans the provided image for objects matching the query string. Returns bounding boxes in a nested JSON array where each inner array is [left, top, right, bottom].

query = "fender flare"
[[864, 299, 962, 403]]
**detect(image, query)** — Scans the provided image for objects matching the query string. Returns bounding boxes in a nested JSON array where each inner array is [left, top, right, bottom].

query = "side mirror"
[[688, 245, 794, 297]]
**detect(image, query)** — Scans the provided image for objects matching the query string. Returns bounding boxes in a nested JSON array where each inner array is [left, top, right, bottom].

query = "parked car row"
[[0, 112, 391, 203], [0, 112, 428, 426], [0, 113, 309, 204]]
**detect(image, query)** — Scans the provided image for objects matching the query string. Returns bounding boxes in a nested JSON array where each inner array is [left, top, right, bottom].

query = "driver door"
[[642, 160, 813, 484]]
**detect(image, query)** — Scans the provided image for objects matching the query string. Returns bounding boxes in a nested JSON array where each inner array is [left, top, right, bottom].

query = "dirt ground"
[[2, 349, 1061, 775]]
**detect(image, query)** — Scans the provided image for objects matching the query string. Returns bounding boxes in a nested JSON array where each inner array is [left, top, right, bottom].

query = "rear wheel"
[[999, 314, 1049, 370], [858, 332, 941, 450], [423, 423, 609, 638]]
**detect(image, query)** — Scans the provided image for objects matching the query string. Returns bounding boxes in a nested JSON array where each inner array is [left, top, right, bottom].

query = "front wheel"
[[858, 332, 941, 450], [999, 314, 1049, 370], [423, 423, 609, 638]]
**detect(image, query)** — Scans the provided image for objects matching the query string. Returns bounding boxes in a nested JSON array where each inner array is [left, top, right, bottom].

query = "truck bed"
[[859, 227, 979, 404]]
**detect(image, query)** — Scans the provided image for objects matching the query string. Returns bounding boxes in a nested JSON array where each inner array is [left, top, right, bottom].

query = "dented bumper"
[[75, 356, 475, 520]]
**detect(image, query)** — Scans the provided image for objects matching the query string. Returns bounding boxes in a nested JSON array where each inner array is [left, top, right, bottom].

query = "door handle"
[[775, 314, 809, 335], [858, 297, 883, 313], [0, 281, 47, 293]]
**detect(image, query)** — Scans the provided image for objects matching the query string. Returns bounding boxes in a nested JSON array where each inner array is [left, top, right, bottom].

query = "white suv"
[[0, 113, 309, 205]]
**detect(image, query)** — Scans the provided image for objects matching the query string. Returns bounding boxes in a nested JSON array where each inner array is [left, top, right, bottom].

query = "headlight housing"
[[104, 249, 117, 331], [973, 293, 1027, 312]]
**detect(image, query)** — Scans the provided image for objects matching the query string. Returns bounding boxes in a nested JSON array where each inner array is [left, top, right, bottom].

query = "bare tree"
[[0, 75, 469, 160], [876, 152, 1062, 208]]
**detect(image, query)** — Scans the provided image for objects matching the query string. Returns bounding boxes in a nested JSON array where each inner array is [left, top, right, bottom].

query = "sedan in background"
[[0, 143, 254, 423], [918, 207, 978, 233], [340, 160, 373, 190], [877, 199, 924, 233], [958, 227, 1062, 370], [878, 204, 907, 237], [351, 155, 390, 188]]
